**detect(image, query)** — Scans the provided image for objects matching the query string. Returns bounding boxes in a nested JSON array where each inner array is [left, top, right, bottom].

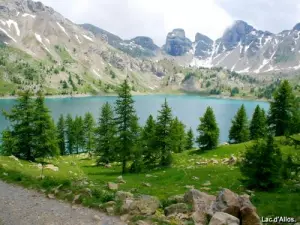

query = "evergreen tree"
[[141, 115, 158, 168], [197, 107, 220, 150], [186, 127, 194, 150], [32, 91, 59, 158], [156, 99, 173, 167], [129, 115, 143, 173], [66, 114, 75, 154], [83, 112, 96, 156], [2, 91, 35, 160], [249, 105, 267, 140], [240, 135, 283, 190], [268, 80, 300, 136], [57, 114, 66, 155], [169, 117, 186, 153], [1, 129, 15, 156], [95, 102, 116, 164], [114, 80, 139, 173], [73, 116, 84, 154], [229, 104, 249, 143]]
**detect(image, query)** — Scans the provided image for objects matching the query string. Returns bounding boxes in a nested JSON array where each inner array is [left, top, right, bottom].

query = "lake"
[[0, 95, 269, 143]]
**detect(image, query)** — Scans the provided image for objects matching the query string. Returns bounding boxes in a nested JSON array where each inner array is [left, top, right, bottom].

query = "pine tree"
[[32, 91, 59, 159], [1, 129, 15, 156], [129, 115, 143, 173], [197, 107, 220, 150], [57, 114, 66, 155], [141, 115, 158, 168], [169, 117, 186, 153], [240, 135, 283, 190], [268, 80, 299, 136], [186, 127, 194, 150], [66, 114, 75, 154], [2, 91, 35, 160], [156, 98, 173, 167], [250, 105, 267, 140], [73, 116, 84, 154], [83, 112, 96, 156], [95, 102, 116, 164], [114, 80, 139, 173], [229, 104, 249, 143]]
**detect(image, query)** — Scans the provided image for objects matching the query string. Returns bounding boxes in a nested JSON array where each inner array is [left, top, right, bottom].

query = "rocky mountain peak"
[[130, 36, 159, 51], [293, 23, 300, 31], [163, 28, 192, 56], [195, 33, 213, 44]]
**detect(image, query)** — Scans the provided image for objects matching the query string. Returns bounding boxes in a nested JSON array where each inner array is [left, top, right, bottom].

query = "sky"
[[40, 0, 300, 46]]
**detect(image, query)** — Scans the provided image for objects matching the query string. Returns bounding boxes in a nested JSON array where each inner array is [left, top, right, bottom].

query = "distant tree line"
[[1, 80, 299, 176]]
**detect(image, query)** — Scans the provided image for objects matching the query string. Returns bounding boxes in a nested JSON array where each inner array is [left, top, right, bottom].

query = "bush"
[[240, 135, 283, 190]]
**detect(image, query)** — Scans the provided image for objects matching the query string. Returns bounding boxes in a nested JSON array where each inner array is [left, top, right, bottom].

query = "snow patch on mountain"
[[22, 13, 36, 19], [34, 33, 50, 53], [254, 59, 269, 73], [0, 20, 6, 26], [0, 27, 17, 42], [236, 67, 250, 73], [82, 34, 93, 42], [56, 22, 69, 37], [74, 35, 81, 44], [93, 69, 101, 77], [6, 20, 20, 36]]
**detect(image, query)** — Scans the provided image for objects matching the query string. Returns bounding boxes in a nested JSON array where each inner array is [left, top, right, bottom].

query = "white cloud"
[[40, 0, 233, 46]]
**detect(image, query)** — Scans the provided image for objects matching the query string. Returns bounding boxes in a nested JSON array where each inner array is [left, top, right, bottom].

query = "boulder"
[[44, 164, 59, 172], [115, 191, 133, 201], [203, 181, 212, 186], [142, 182, 151, 187], [213, 189, 241, 218], [239, 195, 261, 225], [228, 156, 237, 165], [107, 182, 119, 190], [127, 195, 160, 215], [209, 212, 240, 225], [184, 189, 216, 215], [192, 211, 208, 225], [9, 155, 19, 161], [167, 194, 185, 203], [164, 203, 189, 216]]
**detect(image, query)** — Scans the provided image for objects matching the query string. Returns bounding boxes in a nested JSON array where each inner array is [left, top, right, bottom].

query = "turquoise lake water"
[[0, 95, 269, 143]]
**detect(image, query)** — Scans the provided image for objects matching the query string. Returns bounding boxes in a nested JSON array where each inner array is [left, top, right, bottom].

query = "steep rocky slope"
[[0, 0, 282, 97]]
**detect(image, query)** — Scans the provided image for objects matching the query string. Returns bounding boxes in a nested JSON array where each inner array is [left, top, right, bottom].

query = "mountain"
[[188, 20, 300, 74], [80, 24, 159, 58], [0, 0, 293, 98]]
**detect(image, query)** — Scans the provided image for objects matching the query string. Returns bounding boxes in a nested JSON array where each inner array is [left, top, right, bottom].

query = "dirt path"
[[0, 180, 125, 225]]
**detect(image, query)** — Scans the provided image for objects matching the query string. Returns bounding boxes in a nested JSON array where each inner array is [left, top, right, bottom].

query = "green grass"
[[0, 137, 299, 219]]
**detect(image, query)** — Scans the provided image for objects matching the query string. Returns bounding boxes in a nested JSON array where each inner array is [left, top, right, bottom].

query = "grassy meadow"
[[0, 136, 299, 219]]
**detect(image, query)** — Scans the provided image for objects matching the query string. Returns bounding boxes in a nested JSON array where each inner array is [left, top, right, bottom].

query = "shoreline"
[[0, 92, 269, 102]]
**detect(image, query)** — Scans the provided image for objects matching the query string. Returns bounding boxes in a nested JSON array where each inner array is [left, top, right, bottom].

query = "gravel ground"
[[0, 180, 125, 225]]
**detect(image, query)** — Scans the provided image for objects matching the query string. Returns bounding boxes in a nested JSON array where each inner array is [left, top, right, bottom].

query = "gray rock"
[[213, 189, 241, 218], [107, 182, 118, 190], [164, 203, 189, 216], [115, 191, 133, 201], [208, 212, 240, 225], [125, 195, 160, 215]]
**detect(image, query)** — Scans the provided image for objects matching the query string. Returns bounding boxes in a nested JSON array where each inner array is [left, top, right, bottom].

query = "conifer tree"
[[169, 117, 186, 153], [32, 91, 59, 158], [250, 105, 267, 140], [95, 102, 116, 164], [1, 129, 15, 156], [268, 80, 300, 136], [186, 127, 194, 150], [197, 107, 220, 150], [83, 112, 96, 156], [240, 135, 283, 189], [2, 91, 35, 160], [66, 114, 75, 154], [73, 115, 84, 154], [229, 104, 249, 143], [129, 115, 143, 173], [141, 115, 158, 168], [57, 114, 66, 155], [114, 80, 139, 173], [156, 99, 173, 166]]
